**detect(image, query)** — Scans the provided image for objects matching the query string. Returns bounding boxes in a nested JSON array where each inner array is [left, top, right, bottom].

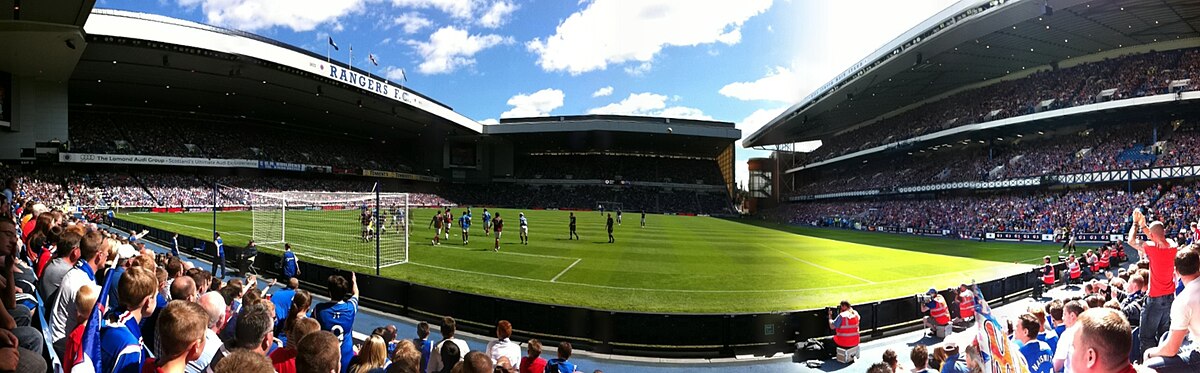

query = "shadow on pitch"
[[716, 217, 1061, 262]]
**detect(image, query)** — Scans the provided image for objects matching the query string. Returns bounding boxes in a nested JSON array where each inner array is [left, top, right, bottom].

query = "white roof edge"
[[85, 9, 483, 133]]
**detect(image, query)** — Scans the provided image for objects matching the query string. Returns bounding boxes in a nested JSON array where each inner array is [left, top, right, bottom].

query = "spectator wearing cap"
[[1144, 247, 1200, 370], [920, 288, 951, 337]]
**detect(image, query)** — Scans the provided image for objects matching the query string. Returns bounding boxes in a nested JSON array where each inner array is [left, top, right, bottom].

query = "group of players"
[[358, 206, 408, 241], [425, 207, 649, 250], [429, 207, 528, 251]]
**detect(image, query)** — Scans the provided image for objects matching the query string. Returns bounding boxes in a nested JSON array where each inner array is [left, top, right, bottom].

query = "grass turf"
[[119, 209, 1059, 313]]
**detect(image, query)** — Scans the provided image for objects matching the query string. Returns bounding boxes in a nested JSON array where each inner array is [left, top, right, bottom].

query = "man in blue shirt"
[[482, 209, 492, 236], [280, 243, 300, 281], [211, 232, 225, 279], [313, 272, 359, 371], [100, 267, 159, 373], [171, 233, 181, 258], [1015, 314, 1054, 373], [270, 278, 299, 331], [459, 211, 471, 245]]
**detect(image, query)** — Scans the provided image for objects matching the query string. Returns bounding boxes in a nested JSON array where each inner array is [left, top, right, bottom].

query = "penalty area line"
[[550, 259, 582, 283]]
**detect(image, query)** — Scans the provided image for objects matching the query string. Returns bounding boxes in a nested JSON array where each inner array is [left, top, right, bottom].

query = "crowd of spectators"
[[68, 112, 423, 175], [781, 185, 1159, 235], [793, 121, 1172, 196], [442, 184, 731, 215], [809, 47, 1200, 163], [2, 174, 595, 373], [514, 155, 724, 185]]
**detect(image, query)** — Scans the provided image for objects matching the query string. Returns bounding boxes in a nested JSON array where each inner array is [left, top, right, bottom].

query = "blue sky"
[[94, 0, 958, 186]]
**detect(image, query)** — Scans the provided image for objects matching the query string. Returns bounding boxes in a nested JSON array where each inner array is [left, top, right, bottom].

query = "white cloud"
[[390, 0, 475, 19], [591, 86, 613, 97], [480, 118, 499, 124], [177, 0, 370, 32], [501, 88, 565, 118], [623, 62, 652, 76], [393, 12, 433, 34], [527, 0, 772, 75], [479, 1, 518, 28], [719, 66, 803, 103], [407, 26, 511, 74], [383, 66, 409, 82], [587, 92, 711, 120], [735, 107, 787, 148]]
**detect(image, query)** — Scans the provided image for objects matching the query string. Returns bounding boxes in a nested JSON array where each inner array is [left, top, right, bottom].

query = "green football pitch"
[[119, 209, 1058, 313]]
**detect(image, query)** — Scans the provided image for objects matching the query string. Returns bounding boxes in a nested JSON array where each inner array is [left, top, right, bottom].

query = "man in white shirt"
[[50, 231, 109, 347], [1145, 248, 1200, 370], [485, 320, 521, 368], [427, 316, 470, 373], [186, 292, 227, 373], [1053, 300, 1088, 373]]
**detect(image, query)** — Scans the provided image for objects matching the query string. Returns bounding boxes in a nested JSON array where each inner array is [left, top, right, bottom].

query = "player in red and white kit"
[[430, 211, 443, 245]]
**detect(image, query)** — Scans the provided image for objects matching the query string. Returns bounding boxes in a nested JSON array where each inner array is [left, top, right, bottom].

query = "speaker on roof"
[[1044, 3, 1053, 16], [915, 52, 923, 66]]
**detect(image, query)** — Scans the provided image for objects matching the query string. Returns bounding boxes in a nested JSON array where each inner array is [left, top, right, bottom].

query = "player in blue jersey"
[[212, 232, 226, 279], [280, 243, 300, 281], [100, 267, 159, 373], [482, 208, 492, 236], [313, 272, 359, 371], [519, 212, 529, 245], [459, 211, 471, 245]]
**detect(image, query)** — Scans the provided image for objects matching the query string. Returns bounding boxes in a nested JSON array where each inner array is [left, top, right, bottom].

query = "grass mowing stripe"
[[763, 244, 874, 284]]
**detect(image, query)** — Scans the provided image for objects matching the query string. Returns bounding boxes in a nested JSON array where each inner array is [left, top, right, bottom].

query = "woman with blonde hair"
[[348, 335, 390, 373]]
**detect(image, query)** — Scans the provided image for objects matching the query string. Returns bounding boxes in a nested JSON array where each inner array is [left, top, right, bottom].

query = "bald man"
[[187, 292, 227, 373], [1127, 209, 1179, 361]]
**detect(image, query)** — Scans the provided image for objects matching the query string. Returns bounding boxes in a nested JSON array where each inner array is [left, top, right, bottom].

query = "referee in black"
[[569, 212, 579, 240], [606, 213, 615, 243]]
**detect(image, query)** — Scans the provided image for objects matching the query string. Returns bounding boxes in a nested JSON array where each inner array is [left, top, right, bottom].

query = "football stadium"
[[2, 0, 1200, 372]]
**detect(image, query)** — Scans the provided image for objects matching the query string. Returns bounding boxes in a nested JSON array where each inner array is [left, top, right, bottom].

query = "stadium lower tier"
[[778, 180, 1200, 238]]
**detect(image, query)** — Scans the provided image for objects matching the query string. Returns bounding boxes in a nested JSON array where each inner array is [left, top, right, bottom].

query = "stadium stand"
[[805, 47, 1200, 164]]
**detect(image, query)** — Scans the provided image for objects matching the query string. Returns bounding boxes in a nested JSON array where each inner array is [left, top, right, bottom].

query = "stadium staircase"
[[133, 173, 164, 207], [1115, 145, 1157, 165]]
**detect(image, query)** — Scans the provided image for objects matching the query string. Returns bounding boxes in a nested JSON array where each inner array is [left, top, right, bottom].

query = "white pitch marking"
[[551, 259, 582, 282]]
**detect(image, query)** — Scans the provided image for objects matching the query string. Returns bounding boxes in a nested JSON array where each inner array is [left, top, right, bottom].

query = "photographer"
[[827, 300, 860, 350], [955, 284, 975, 325], [920, 288, 951, 337]]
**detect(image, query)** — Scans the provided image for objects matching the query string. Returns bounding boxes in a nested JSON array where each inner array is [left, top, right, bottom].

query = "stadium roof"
[[486, 115, 739, 157], [69, 9, 482, 141], [744, 0, 1200, 148]]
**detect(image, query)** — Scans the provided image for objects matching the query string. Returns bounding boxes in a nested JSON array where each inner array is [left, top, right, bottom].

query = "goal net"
[[247, 190, 410, 270]]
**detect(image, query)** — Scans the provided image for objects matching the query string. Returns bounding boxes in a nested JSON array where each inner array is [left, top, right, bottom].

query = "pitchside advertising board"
[[869, 225, 1124, 243]]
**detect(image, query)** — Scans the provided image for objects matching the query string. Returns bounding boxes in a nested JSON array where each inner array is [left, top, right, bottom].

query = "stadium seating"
[[806, 47, 1200, 164]]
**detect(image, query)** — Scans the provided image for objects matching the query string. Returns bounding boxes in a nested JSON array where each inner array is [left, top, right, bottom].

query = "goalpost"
[[246, 189, 411, 271]]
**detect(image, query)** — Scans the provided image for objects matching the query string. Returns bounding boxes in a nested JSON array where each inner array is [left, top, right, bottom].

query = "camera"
[[917, 293, 932, 304]]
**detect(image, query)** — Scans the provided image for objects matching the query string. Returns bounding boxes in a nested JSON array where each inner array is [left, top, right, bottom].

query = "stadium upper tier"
[[68, 111, 425, 174], [789, 118, 1200, 196], [800, 47, 1200, 167], [746, 0, 1200, 148]]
